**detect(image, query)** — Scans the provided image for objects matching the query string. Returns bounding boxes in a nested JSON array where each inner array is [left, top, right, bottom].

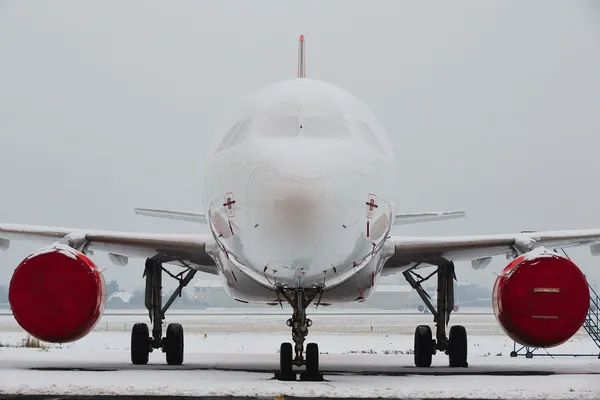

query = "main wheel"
[[414, 325, 433, 367], [164, 323, 184, 365], [131, 322, 150, 365], [305, 342, 319, 376], [280, 342, 293, 375], [448, 325, 468, 367]]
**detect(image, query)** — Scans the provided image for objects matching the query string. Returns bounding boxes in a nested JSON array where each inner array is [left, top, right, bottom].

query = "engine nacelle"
[[493, 248, 589, 348], [9, 244, 106, 343]]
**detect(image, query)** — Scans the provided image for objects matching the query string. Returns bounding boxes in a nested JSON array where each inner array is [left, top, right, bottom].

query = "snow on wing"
[[0, 223, 217, 274], [383, 229, 600, 274]]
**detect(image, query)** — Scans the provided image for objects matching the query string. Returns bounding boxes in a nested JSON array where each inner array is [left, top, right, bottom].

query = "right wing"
[[394, 211, 466, 226], [0, 223, 217, 275], [134, 208, 207, 224], [382, 228, 600, 275]]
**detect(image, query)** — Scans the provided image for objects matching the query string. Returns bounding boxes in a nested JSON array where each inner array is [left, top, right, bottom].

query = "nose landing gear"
[[274, 286, 324, 381]]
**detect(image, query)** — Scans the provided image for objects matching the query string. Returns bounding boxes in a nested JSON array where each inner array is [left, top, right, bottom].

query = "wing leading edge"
[[393, 211, 466, 226], [382, 229, 600, 275], [0, 223, 217, 275], [134, 208, 207, 223]]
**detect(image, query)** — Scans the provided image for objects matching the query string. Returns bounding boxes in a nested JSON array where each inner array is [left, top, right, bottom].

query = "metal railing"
[[583, 282, 600, 349]]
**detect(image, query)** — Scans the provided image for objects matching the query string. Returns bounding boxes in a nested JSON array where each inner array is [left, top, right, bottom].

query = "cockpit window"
[[298, 114, 351, 139], [253, 112, 351, 140], [356, 121, 386, 154], [255, 114, 300, 137], [217, 118, 253, 152]]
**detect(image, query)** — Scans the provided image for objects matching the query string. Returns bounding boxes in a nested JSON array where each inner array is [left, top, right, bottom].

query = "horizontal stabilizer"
[[134, 208, 207, 223], [394, 211, 466, 226]]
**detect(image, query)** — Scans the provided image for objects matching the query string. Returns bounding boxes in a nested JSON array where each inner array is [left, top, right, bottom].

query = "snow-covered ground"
[[0, 310, 599, 398]]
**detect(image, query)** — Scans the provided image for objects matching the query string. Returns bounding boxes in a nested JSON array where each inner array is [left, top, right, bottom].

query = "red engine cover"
[[9, 245, 106, 343], [493, 248, 589, 348]]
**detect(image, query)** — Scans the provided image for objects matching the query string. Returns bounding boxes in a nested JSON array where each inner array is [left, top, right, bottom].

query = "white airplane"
[[1, 35, 594, 381]]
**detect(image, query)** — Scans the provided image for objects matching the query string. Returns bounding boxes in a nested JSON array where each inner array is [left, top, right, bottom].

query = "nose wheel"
[[274, 286, 324, 381], [305, 342, 320, 376], [277, 341, 321, 381]]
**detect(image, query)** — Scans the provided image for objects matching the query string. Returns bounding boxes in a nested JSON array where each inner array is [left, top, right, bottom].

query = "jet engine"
[[9, 244, 106, 343], [493, 248, 589, 348]]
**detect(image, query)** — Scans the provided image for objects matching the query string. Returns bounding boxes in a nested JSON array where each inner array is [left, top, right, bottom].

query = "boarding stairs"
[[583, 282, 600, 350]]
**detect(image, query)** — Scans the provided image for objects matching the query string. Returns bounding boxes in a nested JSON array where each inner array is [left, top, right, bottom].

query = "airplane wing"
[[0, 223, 217, 275], [134, 208, 207, 223], [393, 211, 466, 226], [382, 228, 600, 275]]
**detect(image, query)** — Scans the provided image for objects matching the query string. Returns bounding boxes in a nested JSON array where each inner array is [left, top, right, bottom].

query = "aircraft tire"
[[448, 325, 468, 367], [280, 342, 293, 375], [165, 323, 184, 365], [131, 322, 150, 365], [414, 325, 433, 367], [305, 342, 319, 375]]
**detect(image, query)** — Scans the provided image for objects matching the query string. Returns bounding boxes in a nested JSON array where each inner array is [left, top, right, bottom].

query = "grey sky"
[[1, 1, 599, 293]]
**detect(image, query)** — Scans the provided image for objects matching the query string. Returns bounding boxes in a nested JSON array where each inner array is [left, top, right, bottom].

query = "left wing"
[[0, 223, 217, 274], [382, 229, 600, 275]]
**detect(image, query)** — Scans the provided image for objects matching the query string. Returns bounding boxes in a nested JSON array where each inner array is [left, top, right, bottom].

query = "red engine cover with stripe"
[[9, 245, 106, 343], [493, 248, 589, 348]]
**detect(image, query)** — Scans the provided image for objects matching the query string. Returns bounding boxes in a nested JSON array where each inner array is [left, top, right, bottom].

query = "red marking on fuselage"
[[371, 272, 375, 287], [357, 287, 365, 302], [231, 270, 238, 283], [224, 192, 236, 217], [223, 198, 236, 209], [228, 220, 234, 235], [366, 194, 378, 219], [366, 200, 378, 210], [366, 221, 370, 237]]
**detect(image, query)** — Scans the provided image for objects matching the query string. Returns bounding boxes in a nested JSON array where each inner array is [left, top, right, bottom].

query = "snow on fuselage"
[[204, 78, 398, 303]]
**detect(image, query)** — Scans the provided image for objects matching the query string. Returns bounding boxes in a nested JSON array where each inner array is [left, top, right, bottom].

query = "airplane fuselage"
[[203, 78, 399, 304]]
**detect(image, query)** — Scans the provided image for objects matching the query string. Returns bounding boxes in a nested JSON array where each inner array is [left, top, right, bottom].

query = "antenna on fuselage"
[[297, 34, 306, 78]]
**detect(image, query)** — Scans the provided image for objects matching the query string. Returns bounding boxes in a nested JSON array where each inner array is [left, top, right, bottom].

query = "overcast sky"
[[1, 1, 599, 293]]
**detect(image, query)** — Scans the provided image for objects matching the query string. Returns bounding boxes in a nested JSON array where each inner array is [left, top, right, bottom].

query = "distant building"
[[108, 291, 133, 303], [106, 291, 134, 308]]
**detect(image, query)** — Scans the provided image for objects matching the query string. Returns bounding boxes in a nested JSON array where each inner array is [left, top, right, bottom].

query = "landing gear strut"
[[404, 260, 468, 368], [274, 286, 324, 381], [131, 257, 197, 365]]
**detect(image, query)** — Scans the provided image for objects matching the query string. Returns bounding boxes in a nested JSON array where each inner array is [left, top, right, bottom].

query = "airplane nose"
[[272, 190, 319, 237]]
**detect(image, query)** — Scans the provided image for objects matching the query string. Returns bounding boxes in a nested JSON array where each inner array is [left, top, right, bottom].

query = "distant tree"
[[0, 285, 7, 302], [129, 289, 145, 307], [106, 279, 120, 298], [108, 295, 126, 308]]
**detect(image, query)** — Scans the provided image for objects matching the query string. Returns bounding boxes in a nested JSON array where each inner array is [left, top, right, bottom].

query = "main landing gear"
[[404, 261, 468, 368], [131, 257, 197, 366], [274, 286, 325, 381]]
